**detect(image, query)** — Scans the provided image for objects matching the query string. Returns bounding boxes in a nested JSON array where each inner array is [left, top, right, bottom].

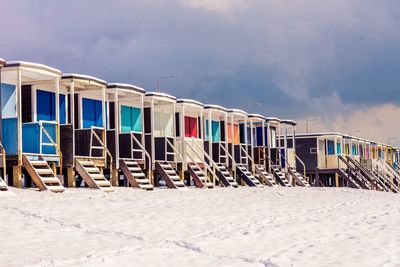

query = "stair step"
[[139, 184, 154, 190], [36, 169, 53, 175], [41, 177, 61, 184], [84, 167, 100, 173], [96, 180, 112, 187], [30, 161, 48, 166], [128, 167, 142, 172]]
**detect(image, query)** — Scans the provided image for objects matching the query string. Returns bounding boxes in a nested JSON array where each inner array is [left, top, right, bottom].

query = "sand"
[[0, 186, 399, 267]]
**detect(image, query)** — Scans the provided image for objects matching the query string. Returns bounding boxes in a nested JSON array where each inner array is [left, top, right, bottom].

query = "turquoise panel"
[[337, 143, 341, 154], [1, 83, 16, 118], [131, 107, 142, 132], [59, 94, 66, 124], [2, 118, 18, 155], [211, 120, 220, 142], [120, 105, 132, 133]]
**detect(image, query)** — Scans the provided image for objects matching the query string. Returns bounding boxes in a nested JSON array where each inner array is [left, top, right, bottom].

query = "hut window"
[[310, 148, 317, 154], [337, 143, 341, 154], [227, 123, 240, 144], [82, 98, 103, 128], [37, 89, 56, 121], [154, 111, 173, 137], [120, 105, 142, 133], [184, 116, 197, 138], [327, 140, 334, 155], [1, 83, 17, 118]]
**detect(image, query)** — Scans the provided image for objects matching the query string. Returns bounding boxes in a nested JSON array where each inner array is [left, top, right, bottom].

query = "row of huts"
[[0, 59, 399, 193]]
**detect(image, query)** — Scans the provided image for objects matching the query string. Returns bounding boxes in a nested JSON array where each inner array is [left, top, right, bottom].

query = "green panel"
[[212, 120, 220, 142], [121, 105, 132, 133], [131, 107, 142, 132]]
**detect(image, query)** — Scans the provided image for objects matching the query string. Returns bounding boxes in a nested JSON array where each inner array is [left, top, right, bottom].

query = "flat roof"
[[204, 104, 229, 113], [282, 119, 297, 126], [228, 108, 248, 117], [145, 91, 177, 100], [0, 58, 5, 67], [107, 83, 145, 94], [62, 73, 107, 86], [177, 98, 204, 107], [265, 117, 282, 123], [248, 113, 266, 121], [4, 61, 62, 75]]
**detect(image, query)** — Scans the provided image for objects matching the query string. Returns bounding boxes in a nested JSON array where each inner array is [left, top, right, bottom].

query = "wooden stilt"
[[111, 168, 119, 186], [335, 173, 339, 187], [67, 167, 76, 188], [13, 165, 23, 188]]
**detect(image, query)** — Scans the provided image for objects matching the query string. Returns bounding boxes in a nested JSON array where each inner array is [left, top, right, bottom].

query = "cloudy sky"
[[1, 0, 400, 144]]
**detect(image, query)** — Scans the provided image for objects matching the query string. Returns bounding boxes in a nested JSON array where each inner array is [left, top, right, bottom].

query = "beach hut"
[[247, 114, 279, 187], [204, 105, 238, 187], [264, 117, 291, 186], [0, 61, 64, 192], [106, 83, 153, 190], [0, 58, 7, 191], [280, 120, 310, 186], [228, 110, 263, 187], [175, 99, 215, 188], [59, 74, 114, 192], [144, 92, 185, 189]]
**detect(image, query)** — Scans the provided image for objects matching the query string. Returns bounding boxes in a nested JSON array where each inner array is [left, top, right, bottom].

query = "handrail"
[[337, 155, 366, 189], [218, 142, 236, 172], [191, 140, 221, 186], [185, 138, 218, 185], [131, 132, 151, 167], [293, 151, 307, 181], [165, 137, 184, 163], [39, 122, 63, 176], [90, 127, 113, 172], [239, 144, 254, 173], [374, 158, 398, 191], [130, 132, 152, 179]]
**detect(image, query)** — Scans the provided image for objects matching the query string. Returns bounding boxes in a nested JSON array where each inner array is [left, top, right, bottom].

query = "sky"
[[1, 0, 400, 145]]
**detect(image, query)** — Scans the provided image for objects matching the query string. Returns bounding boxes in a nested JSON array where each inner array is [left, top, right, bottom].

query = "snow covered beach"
[[1, 187, 399, 267]]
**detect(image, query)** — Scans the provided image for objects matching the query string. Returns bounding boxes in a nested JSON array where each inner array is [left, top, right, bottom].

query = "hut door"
[[318, 139, 326, 168]]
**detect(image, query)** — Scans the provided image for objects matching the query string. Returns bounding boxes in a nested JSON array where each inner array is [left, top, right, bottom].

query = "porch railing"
[[130, 132, 152, 178], [89, 127, 113, 172]]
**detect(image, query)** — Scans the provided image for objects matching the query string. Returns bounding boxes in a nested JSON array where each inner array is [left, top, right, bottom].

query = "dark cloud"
[[1, 0, 400, 121]]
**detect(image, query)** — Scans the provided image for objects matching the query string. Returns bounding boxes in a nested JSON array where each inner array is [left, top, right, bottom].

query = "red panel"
[[184, 116, 198, 138]]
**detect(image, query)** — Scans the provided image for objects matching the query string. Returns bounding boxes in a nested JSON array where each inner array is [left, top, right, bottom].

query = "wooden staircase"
[[187, 162, 214, 188], [155, 161, 185, 189], [337, 168, 362, 189], [288, 167, 310, 187], [75, 159, 114, 192], [255, 165, 278, 187], [236, 165, 263, 188], [215, 163, 238, 188], [120, 159, 153, 190], [272, 166, 291, 187], [23, 155, 65, 193]]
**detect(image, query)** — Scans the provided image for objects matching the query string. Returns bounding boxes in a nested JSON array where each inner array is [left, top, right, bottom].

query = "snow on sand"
[[1, 187, 400, 267]]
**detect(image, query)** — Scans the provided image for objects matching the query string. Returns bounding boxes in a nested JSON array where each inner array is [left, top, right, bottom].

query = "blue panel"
[[82, 98, 103, 128], [22, 123, 40, 153], [82, 98, 94, 128], [2, 118, 18, 155], [1, 83, 16, 118], [327, 140, 334, 155], [42, 123, 56, 154], [94, 100, 102, 127], [37, 90, 56, 121], [59, 94, 66, 124], [281, 148, 286, 168]]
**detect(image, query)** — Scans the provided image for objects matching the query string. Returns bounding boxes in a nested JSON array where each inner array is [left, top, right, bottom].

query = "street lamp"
[[157, 75, 175, 91], [305, 118, 319, 133]]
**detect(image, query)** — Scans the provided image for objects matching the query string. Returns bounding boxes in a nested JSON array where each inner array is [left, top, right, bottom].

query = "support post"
[[13, 165, 22, 188], [67, 167, 76, 188]]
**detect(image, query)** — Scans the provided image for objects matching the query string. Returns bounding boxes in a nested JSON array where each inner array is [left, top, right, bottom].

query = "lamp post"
[[305, 118, 319, 133], [157, 75, 175, 91]]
